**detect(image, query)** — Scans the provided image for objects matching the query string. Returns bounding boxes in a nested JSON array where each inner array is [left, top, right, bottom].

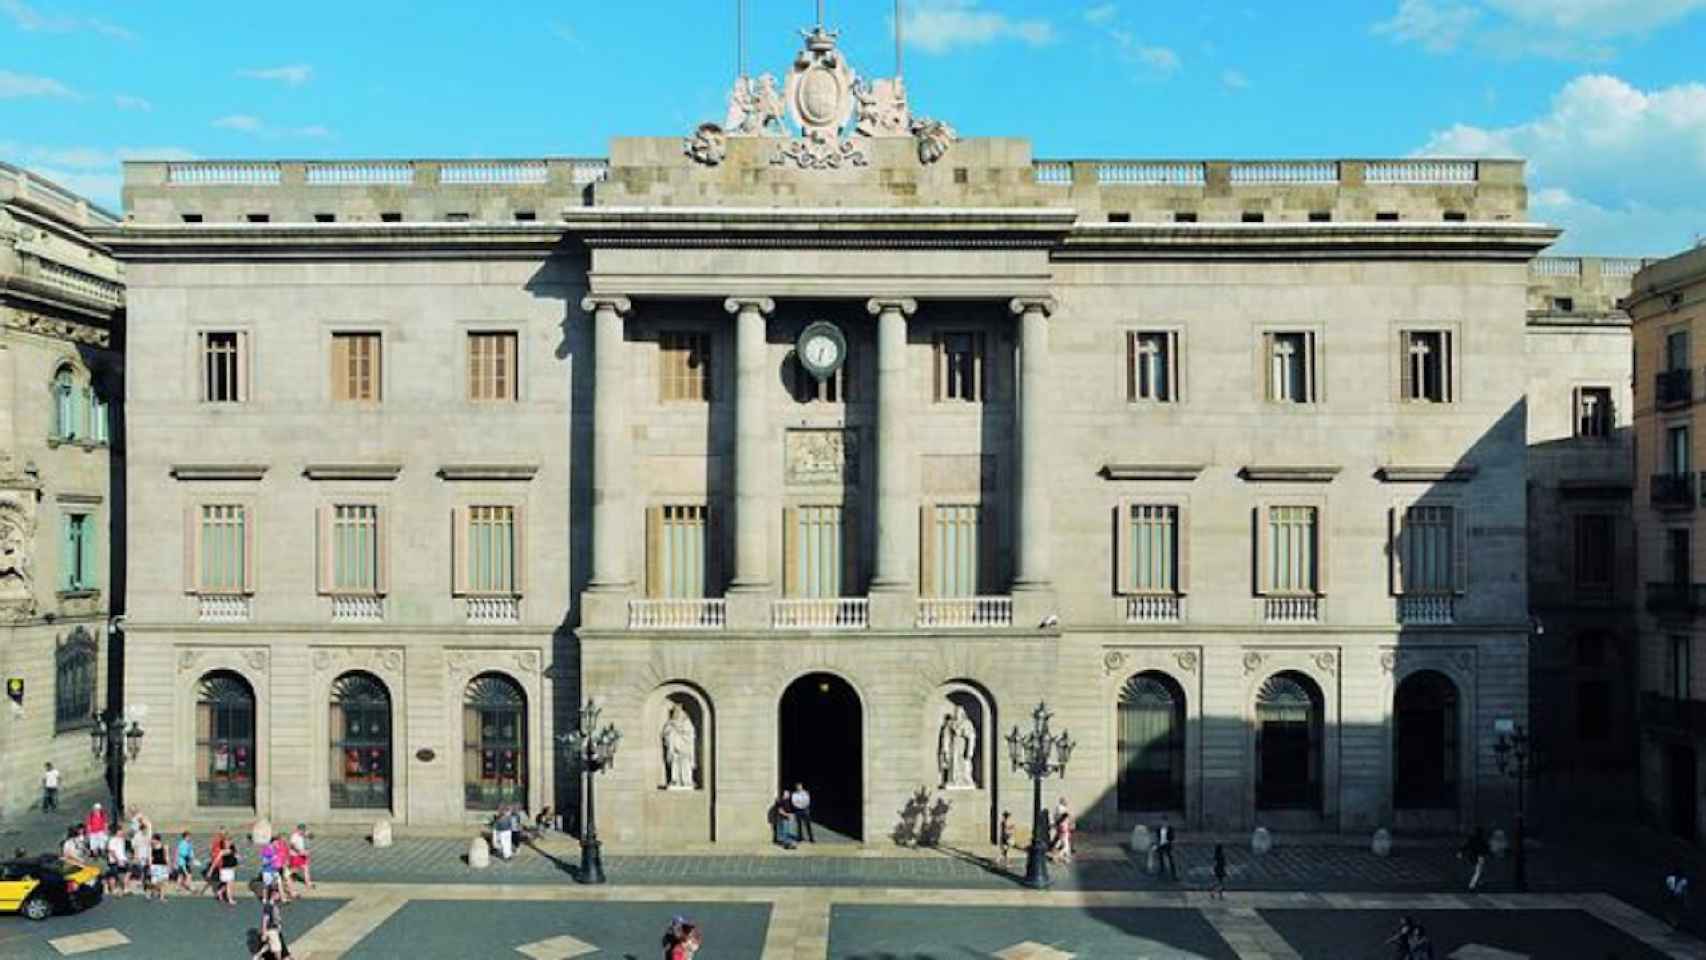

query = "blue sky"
[[3, 0, 1705, 254]]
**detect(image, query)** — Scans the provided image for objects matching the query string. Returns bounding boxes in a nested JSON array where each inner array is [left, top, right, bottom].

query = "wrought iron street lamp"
[[1493, 723, 1537, 892], [556, 699, 620, 885], [1005, 701, 1075, 889], [88, 705, 144, 808]]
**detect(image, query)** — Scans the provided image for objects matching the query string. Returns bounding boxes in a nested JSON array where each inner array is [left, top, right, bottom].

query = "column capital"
[[581, 294, 633, 316], [865, 297, 918, 318], [1008, 297, 1057, 319], [723, 296, 776, 316]]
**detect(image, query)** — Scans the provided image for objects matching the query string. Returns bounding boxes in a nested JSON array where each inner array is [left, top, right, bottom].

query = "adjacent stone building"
[[0, 163, 123, 819], [1627, 244, 1706, 843], [106, 26, 1560, 842]]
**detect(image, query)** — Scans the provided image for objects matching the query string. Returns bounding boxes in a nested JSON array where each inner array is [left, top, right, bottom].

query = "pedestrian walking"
[[40, 762, 60, 812], [259, 833, 282, 892], [1385, 915, 1418, 960], [216, 839, 240, 906], [789, 783, 816, 843], [492, 805, 516, 861], [1461, 825, 1490, 891], [175, 831, 196, 892], [771, 790, 798, 850], [288, 823, 314, 890], [84, 802, 108, 855], [1210, 844, 1227, 899], [663, 916, 702, 959], [148, 834, 170, 902], [1048, 799, 1074, 865], [252, 884, 292, 959], [998, 810, 1015, 869], [1665, 869, 1691, 929], [201, 829, 227, 896], [130, 820, 150, 895], [106, 826, 130, 896], [270, 834, 296, 900], [1155, 817, 1178, 881]]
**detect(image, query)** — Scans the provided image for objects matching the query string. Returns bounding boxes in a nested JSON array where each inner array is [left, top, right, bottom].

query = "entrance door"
[[1668, 745, 1698, 839], [779, 672, 862, 841]]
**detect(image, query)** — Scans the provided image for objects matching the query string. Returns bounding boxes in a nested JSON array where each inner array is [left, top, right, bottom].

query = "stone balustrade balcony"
[[1263, 596, 1322, 624], [915, 596, 1013, 629], [465, 596, 520, 625], [772, 598, 869, 631], [197, 594, 252, 623], [1124, 594, 1184, 624], [1397, 594, 1455, 625], [330, 595, 385, 623], [628, 598, 727, 631]]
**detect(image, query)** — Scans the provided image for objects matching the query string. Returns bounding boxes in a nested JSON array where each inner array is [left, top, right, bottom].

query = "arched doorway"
[[1255, 671, 1323, 811], [463, 673, 527, 811], [1118, 672, 1185, 813], [1394, 670, 1459, 809], [330, 672, 393, 810], [779, 672, 862, 841], [195, 671, 256, 808]]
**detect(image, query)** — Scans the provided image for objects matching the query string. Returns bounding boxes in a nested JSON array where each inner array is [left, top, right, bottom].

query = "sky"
[[3, 0, 1705, 254]]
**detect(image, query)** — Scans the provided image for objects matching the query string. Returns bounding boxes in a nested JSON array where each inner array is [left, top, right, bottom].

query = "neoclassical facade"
[[106, 26, 1555, 840]]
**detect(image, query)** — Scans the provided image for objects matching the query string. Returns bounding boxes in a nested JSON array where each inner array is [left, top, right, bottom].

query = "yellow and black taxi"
[[0, 856, 103, 921]]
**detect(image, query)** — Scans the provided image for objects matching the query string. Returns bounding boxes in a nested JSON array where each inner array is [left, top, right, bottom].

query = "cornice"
[[303, 463, 403, 481], [437, 464, 540, 482], [1059, 221, 1562, 260], [0, 306, 112, 347], [1241, 465, 1342, 483], [1099, 463, 1206, 481], [170, 464, 268, 481], [1377, 465, 1478, 483]]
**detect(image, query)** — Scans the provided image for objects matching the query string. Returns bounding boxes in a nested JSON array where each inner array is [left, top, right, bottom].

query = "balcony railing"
[[197, 594, 252, 623], [628, 599, 726, 630], [1641, 692, 1706, 737], [1650, 472, 1697, 510], [916, 597, 1013, 628], [1645, 581, 1706, 617], [772, 598, 869, 630], [1263, 596, 1322, 624], [1657, 369, 1694, 409], [1124, 594, 1184, 624], [331, 595, 385, 623], [466, 596, 520, 625], [1397, 595, 1455, 625]]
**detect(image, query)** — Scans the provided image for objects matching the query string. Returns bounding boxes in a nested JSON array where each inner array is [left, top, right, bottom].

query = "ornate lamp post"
[[556, 699, 620, 885], [1005, 701, 1075, 889], [89, 705, 144, 808], [1492, 723, 1537, 892]]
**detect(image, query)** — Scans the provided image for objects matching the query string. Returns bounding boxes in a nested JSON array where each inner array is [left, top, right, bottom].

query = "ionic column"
[[1010, 297, 1056, 593], [582, 295, 633, 592], [867, 298, 918, 593], [724, 297, 776, 592]]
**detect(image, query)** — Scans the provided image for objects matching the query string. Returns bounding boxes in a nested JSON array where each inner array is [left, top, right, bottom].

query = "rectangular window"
[[1125, 505, 1178, 594], [465, 505, 517, 594], [934, 332, 986, 403], [1574, 387, 1613, 438], [1126, 331, 1179, 403], [925, 504, 984, 597], [331, 333, 381, 402], [1265, 331, 1317, 403], [1400, 330, 1453, 404], [1173, 211, 1198, 223], [659, 332, 712, 403], [1399, 505, 1455, 594], [1265, 506, 1319, 594], [60, 513, 95, 592], [1670, 634, 1692, 701], [198, 504, 249, 593], [330, 505, 381, 593], [786, 505, 848, 598], [467, 332, 518, 402], [1667, 330, 1690, 371], [90, 395, 109, 445], [1667, 528, 1691, 585], [1573, 514, 1614, 591], [1668, 425, 1691, 474], [201, 331, 248, 403], [647, 505, 710, 598]]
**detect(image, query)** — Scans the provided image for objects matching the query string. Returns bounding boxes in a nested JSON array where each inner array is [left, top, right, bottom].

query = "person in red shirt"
[[84, 802, 109, 855]]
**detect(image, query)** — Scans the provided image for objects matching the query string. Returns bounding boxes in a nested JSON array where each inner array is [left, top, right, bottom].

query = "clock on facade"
[[796, 321, 847, 381]]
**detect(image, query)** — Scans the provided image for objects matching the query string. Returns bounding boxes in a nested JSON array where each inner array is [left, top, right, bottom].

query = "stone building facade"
[[0, 163, 123, 819], [107, 28, 1557, 841], [1627, 245, 1706, 843]]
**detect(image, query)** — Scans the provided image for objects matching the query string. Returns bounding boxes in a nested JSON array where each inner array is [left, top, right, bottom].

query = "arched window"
[[463, 673, 526, 810], [329, 672, 392, 810], [54, 628, 97, 731], [1117, 672, 1184, 811], [196, 672, 256, 808], [1256, 671, 1323, 811], [1394, 670, 1459, 809], [52, 367, 80, 441]]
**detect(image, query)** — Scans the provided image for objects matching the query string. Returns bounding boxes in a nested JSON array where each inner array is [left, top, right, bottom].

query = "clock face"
[[797, 322, 847, 378], [803, 335, 840, 370]]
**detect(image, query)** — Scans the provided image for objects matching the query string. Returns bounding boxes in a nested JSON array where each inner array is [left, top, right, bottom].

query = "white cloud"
[[0, 69, 73, 98], [237, 64, 313, 86], [1105, 28, 1181, 76], [1374, 0, 1706, 59], [1222, 68, 1249, 90], [903, 0, 1054, 54], [1, 0, 133, 39], [1083, 2, 1118, 25], [113, 94, 151, 111], [1418, 74, 1706, 252], [213, 114, 263, 133], [213, 114, 330, 139]]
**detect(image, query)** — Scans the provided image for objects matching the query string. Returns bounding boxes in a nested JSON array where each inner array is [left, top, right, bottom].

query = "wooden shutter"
[[1315, 504, 1331, 595], [843, 503, 861, 595], [977, 505, 995, 594], [1305, 331, 1319, 403], [1571, 387, 1583, 435], [242, 504, 256, 593], [1260, 332, 1275, 400], [452, 507, 469, 596], [374, 505, 390, 594], [644, 506, 663, 598], [918, 504, 936, 596], [236, 331, 250, 403], [512, 504, 527, 597], [196, 333, 208, 403], [1254, 506, 1270, 595], [1399, 332, 1415, 402], [1165, 331, 1182, 402], [704, 503, 722, 596], [1442, 331, 1454, 402], [1389, 506, 1405, 596], [974, 333, 987, 402], [1124, 332, 1136, 402], [782, 506, 799, 598], [317, 504, 333, 594], [1114, 502, 1132, 596], [931, 336, 944, 402], [331, 335, 350, 401], [184, 505, 199, 594], [1452, 505, 1468, 595], [1176, 503, 1191, 594]]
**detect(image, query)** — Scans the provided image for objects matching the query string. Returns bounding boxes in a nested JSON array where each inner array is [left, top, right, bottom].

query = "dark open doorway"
[[779, 671, 863, 841]]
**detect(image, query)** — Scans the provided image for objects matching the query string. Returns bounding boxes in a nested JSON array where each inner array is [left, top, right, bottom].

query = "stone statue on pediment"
[[854, 76, 911, 138]]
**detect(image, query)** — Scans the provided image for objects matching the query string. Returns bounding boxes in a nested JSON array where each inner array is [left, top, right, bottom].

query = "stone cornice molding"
[[302, 463, 403, 481], [580, 294, 632, 317], [722, 296, 775, 316], [1, 308, 112, 348], [170, 464, 269, 482], [865, 298, 918, 318], [1377, 465, 1478, 483], [1009, 297, 1057, 318], [1060, 221, 1561, 260], [1100, 463, 1206, 481], [1240, 465, 1342, 483], [436, 464, 540, 482]]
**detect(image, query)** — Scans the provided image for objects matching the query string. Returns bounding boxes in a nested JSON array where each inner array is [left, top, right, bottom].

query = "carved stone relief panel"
[[785, 429, 858, 487]]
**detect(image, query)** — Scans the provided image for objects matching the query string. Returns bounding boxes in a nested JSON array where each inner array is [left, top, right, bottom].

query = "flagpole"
[[737, 0, 745, 78], [896, 0, 904, 77]]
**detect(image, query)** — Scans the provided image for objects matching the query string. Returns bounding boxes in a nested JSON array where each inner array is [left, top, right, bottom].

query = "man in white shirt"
[[41, 762, 60, 812], [789, 783, 814, 843]]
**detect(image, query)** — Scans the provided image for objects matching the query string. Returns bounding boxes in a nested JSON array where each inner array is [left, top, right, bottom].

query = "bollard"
[[372, 818, 394, 848], [1252, 826, 1273, 855], [467, 835, 490, 869], [1371, 828, 1392, 857]]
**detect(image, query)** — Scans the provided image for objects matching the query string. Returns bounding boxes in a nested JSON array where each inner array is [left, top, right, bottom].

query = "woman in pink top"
[[84, 803, 109, 854]]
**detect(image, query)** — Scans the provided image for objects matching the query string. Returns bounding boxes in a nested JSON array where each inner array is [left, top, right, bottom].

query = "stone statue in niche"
[[661, 703, 698, 790], [937, 705, 978, 790]]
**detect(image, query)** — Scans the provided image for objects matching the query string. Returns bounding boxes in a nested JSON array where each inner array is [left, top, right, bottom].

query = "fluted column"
[[1010, 297, 1056, 593], [583, 295, 634, 592], [724, 297, 776, 592], [867, 298, 918, 594]]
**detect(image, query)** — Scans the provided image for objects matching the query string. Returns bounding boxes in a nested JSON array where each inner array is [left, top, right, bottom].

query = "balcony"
[[1650, 472, 1697, 511], [916, 597, 1013, 629], [1263, 596, 1322, 624], [1656, 368, 1694, 409], [1124, 594, 1184, 624], [1644, 581, 1706, 617], [330, 595, 385, 623], [197, 594, 252, 623], [627, 599, 726, 631], [465, 596, 520, 625], [1397, 595, 1455, 625], [772, 598, 869, 630], [1641, 692, 1706, 738]]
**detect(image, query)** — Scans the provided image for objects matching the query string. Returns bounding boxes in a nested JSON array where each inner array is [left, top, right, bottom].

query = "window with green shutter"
[[467, 506, 516, 594], [199, 505, 248, 593], [61, 512, 94, 592], [332, 505, 380, 592], [53, 368, 79, 440]]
